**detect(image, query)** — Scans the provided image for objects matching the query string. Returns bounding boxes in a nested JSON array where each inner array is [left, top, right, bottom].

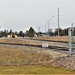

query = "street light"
[[47, 16, 54, 36], [45, 24, 46, 34]]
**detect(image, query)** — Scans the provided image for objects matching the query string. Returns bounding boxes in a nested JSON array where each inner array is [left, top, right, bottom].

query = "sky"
[[0, 0, 75, 32]]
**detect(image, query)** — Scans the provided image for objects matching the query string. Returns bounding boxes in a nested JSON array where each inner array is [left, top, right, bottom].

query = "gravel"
[[52, 55, 75, 70]]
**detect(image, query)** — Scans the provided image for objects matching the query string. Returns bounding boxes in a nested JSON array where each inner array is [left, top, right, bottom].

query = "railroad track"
[[0, 42, 73, 51], [0, 38, 75, 52]]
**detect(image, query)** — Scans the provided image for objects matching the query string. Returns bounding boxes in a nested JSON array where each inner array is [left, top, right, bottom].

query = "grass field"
[[0, 46, 52, 65], [0, 65, 74, 74], [0, 46, 67, 66], [0, 37, 74, 74], [0, 46, 74, 74], [33, 36, 75, 42]]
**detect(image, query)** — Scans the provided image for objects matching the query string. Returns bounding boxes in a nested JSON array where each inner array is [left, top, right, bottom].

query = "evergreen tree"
[[18, 31, 24, 37], [28, 27, 35, 37]]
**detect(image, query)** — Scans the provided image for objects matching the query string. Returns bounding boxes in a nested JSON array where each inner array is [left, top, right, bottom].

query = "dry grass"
[[0, 36, 75, 44], [0, 46, 53, 65], [33, 36, 75, 42], [0, 38, 42, 46], [0, 47, 23, 65], [0, 45, 68, 65], [0, 45, 74, 74]]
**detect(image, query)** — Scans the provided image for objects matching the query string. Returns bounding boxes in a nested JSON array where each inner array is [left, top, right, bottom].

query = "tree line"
[[0, 27, 75, 37], [0, 27, 35, 37]]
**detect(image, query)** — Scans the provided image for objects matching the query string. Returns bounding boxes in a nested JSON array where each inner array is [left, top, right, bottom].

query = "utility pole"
[[58, 8, 60, 36], [45, 24, 46, 34], [38, 27, 40, 37], [71, 23, 74, 51], [38, 27, 40, 33], [47, 16, 53, 36], [47, 20, 49, 34]]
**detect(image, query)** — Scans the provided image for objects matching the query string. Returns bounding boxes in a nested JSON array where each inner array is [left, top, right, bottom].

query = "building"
[[7, 34, 17, 38]]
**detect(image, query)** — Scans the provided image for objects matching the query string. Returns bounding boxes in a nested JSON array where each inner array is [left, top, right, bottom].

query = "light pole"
[[47, 16, 54, 36], [45, 24, 46, 35], [48, 18, 51, 33], [57, 7, 60, 36], [0, 26, 1, 36], [71, 23, 74, 52]]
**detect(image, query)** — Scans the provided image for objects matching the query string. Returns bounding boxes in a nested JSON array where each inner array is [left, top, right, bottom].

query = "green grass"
[[0, 65, 74, 74]]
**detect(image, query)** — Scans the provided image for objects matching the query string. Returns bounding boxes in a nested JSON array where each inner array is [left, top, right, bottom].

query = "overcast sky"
[[0, 0, 75, 32]]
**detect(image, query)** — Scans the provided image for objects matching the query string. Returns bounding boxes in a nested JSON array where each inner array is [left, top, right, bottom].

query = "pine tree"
[[28, 27, 35, 37]]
